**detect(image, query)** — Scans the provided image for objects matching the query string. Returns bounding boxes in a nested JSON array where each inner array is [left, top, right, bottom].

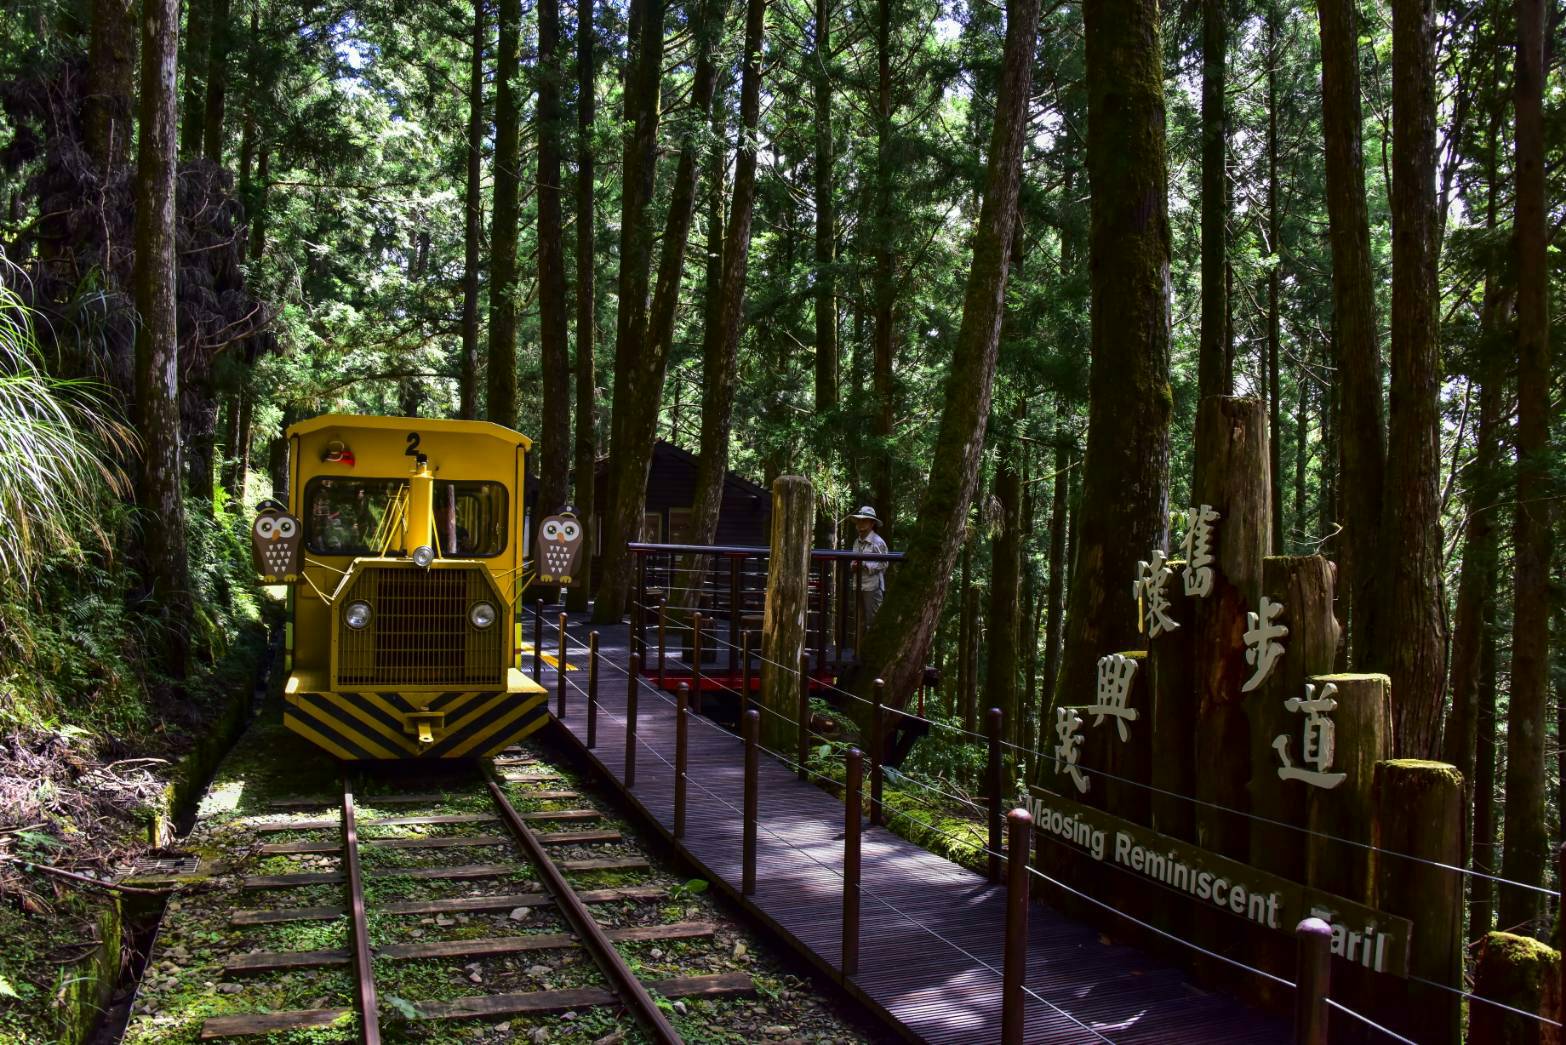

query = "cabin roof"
[[289, 414, 534, 450]]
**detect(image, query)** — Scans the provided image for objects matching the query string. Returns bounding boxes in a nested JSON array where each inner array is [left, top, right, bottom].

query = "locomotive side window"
[[305, 478, 508, 557]]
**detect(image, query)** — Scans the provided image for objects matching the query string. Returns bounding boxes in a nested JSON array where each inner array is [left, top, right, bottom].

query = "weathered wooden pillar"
[[1468, 931, 1562, 1045], [761, 476, 814, 753], [1247, 555, 1340, 877], [1372, 759, 1465, 1045], [1193, 395, 1272, 862], [1072, 651, 1150, 825], [1148, 573, 1196, 841], [1305, 673, 1392, 903]]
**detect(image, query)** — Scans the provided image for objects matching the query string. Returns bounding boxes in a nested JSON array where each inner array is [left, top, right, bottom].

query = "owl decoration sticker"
[[251, 500, 303, 583], [536, 509, 585, 587]]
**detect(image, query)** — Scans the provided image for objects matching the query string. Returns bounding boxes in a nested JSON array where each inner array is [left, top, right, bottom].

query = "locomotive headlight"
[[469, 601, 497, 629], [345, 601, 373, 630], [412, 544, 435, 568]]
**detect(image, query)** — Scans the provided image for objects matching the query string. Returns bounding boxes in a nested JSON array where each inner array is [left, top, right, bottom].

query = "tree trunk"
[[251, 144, 269, 260], [1472, 605, 1498, 940], [813, 0, 837, 418], [1197, 0, 1228, 403], [179, 0, 210, 158], [460, 0, 484, 422], [870, 0, 896, 528], [1050, 0, 1171, 721], [1377, 0, 1447, 758], [135, 0, 190, 675], [84, 0, 136, 175], [1500, 0, 1552, 933], [853, 0, 1041, 711], [537, 0, 572, 534], [1317, 0, 1385, 667], [688, 0, 764, 549], [486, 0, 523, 427], [1265, 0, 1284, 551], [985, 413, 1023, 745], [567, 0, 597, 614], [200, 0, 229, 161], [1041, 435, 1068, 703]]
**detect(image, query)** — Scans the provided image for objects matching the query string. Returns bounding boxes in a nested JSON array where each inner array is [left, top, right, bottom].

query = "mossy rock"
[[1469, 931, 1561, 1045]]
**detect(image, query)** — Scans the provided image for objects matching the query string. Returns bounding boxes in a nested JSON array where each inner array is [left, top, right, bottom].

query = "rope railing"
[[620, 604, 1564, 902], [544, 640, 1441, 1045]]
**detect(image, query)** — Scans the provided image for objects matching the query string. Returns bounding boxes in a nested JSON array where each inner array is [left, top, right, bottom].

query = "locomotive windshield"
[[305, 477, 509, 557]]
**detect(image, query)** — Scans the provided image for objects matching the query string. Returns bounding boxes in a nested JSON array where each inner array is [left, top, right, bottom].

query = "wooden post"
[[1149, 573, 1196, 840], [533, 598, 544, 679], [1372, 759, 1465, 1044], [1468, 931, 1562, 1045], [987, 707, 1004, 884], [1002, 808, 1032, 1045], [1293, 917, 1332, 1045], [1193, 396, 1271, 862], [692, 612, 704, 716], [815, 558, 829, 672], [842, 747, 863, 976], [798, 652, 811, 781], [624, 653, 640, 788], [556, 612, 569, 719], [674, 683, 689, 839], [586, 631, 599, 749], [1305, 673, 1392, 903], [836, 558, 849, 670], [657, 598, 668, 692], [761, 476, 814, 752], [870, 679, 885, 827], [1073, 650, 1151, 825], [742, 708, 759, 895], [729, 555, 741, 675], [1248, 555, 1340, 877]]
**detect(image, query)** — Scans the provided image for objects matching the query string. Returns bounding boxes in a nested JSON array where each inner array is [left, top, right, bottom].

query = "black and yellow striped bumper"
[[283, 672, 549, 761]]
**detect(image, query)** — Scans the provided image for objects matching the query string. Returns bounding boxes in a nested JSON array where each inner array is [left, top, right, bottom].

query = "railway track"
[[195, 750, 754, 1042]]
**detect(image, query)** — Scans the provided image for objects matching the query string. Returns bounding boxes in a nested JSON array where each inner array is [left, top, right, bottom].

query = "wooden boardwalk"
[[538, 614, 1286, 1044]]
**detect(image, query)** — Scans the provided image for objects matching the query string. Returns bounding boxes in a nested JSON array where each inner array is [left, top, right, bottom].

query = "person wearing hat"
[[849, 506, 889, 650]]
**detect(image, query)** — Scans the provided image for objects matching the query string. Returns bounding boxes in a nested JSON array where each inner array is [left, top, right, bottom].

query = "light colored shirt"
[[853, 530, 889, 591]]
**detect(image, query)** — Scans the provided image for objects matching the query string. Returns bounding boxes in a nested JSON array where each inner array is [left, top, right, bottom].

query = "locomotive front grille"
[[336, 565, 506, 688]]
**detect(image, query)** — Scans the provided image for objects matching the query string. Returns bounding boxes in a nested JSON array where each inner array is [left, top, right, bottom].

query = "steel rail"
[[340, 772, 382, 1045], [484, 768, 682, 1044]]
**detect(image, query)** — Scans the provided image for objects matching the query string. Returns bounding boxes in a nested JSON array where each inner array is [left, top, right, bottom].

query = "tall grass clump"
[[0, 273, 133, 588]]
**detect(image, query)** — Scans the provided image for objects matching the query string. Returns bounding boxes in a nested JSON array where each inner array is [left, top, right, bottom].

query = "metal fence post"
[[1002, 808, 1033, 1045], [842, 747, 863, 977], [674, 683, 690, 839], [635, 552, 648, 656], [532, 598, 544, 679], [625, 652, 640, 788], [870, 679, 885, 827], [741, 631, 752, 721], [987, 707, 1004, 884], [556, 612, 569, 719], [729, 556, 742, 676], [586, 631, 599, 749], [1294, 917, 1332, 1045], [743, 708, 759, 896], [657, 598, 668, 692], [692, 612, 705, 716], [797, 652, 811, 781]]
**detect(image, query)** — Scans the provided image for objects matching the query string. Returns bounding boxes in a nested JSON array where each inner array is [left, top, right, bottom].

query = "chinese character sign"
[[1180, 504, 1221, 597], [1086, 654, 1140, 742], [1054, 708, 1089, 794], [1133, 550, 1180, 638], [1273, 682, 1346, 789], [1242, 596, 1289, 692]]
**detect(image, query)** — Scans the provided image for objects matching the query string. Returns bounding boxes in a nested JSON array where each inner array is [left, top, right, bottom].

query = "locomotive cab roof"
[[287, 413, 533, 451]]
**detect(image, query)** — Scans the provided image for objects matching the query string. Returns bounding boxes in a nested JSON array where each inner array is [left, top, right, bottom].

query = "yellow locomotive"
[[252, 415, 549, 760]]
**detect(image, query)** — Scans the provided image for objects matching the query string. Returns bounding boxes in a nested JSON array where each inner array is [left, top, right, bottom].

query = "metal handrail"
[[627, 541, 906, 563]]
